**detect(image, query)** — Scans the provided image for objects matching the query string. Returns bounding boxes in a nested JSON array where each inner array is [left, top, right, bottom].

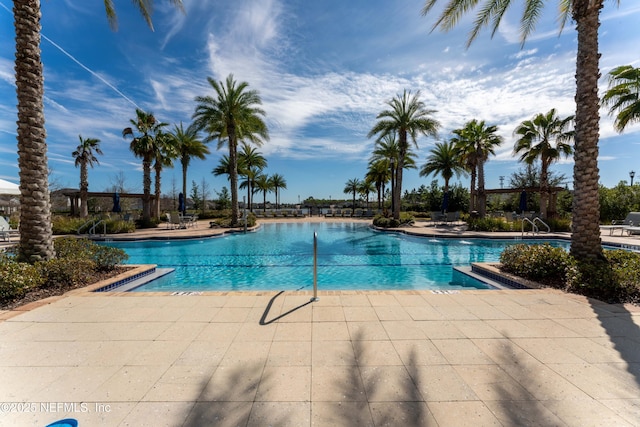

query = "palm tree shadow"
[[589, 297, 640, 386], [181, 363, 276, 427], [331, 332, 430, 426]]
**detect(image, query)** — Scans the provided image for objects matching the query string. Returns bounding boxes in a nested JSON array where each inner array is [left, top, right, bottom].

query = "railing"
[[89, 220, 106, 236], [77, 217, 106, 236], [311, 231, 319, 302], [521, 216, 550, 237], [77, 218, 96, 234]]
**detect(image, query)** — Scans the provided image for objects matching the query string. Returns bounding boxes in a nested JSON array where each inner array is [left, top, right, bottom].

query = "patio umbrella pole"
[[311, 231, 319, 302]]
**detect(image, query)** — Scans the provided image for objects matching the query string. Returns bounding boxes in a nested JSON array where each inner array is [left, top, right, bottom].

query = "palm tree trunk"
[[229, 129, 239, 226], [469, 168, 477, 213], [477, 159, 486, 217], [570, 0, 604, 261], [15, 0, 55, 262], [142, 156, 152, 222], [181, 160, 188, 213], [154, 163, 162, 219], [80, 162, 89, 218], [540, 159, 550, 218]]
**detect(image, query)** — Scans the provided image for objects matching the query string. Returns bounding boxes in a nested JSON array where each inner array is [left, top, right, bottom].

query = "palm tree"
[[192, 74, 269, 226], [343, 178, 361, 216], [123, 109, 165, 222], [368, 90, 440, 220], [421, 0, 609, 262], [358, 179, 375, 210], [420, 140, 467, 195], [152, 130, 175, 218], [254, 174, 274, 213], [13, 1, 183, 262], [269, 174, 287, 210], [238, 142, 267, 211], [602, 65, 640, 133], [212, 155, 232, 180], [366, 160, 391, 210], [169, 122, 210, 213], [514, 109, 574, 218], [72, 135, 103, 218], [451, 120, 503, 217]]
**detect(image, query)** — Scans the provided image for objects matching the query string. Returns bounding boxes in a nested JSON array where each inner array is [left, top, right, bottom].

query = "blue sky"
[[1, 0, 640, 204]]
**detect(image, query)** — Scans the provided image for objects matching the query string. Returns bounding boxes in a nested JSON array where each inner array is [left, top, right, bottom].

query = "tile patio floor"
[[1, 288, 639, 426], [1, 218, 640, 426]]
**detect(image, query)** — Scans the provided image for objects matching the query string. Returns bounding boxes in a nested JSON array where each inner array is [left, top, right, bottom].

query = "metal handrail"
[[89, 219, 106, 236], [311, 231, 319, 302], [533, 217, 551, 233], [521, 217, 538, 237], [77, 218, 96, 234]]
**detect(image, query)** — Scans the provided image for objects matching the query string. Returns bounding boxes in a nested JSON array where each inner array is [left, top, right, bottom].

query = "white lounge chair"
[[601, 212, 640, 236], [0, 216, 18, 242]]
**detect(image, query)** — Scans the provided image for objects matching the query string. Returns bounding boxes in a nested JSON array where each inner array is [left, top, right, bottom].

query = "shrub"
[[373, 212, 415, 228], [566, 250, 640, 304], [52, 216, 87, 234], [467, 217, 515, 232], [91, 245, 127, 271], [54, 236, 95, 259], [39, 258, 96, 288], [500, 243, 573, 284], [0, 255, 45, 301]]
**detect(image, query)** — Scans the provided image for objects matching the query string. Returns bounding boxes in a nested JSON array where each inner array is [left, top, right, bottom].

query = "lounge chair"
[[601, 212, 640, 236], [0, 216, 18, 242], [180, 213, 198, 228], [429, 211, 445, 226]]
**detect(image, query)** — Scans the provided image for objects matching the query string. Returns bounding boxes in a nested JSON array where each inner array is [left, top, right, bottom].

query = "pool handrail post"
[[311, 230, 319, 302]]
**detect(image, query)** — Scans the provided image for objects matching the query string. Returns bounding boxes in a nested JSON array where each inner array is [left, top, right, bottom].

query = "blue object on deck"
[[45, 419, 78, 427], [519, 190, 527, 213], [441, 191, 449, 213], [112, 192, 121, 213], [178, 192, 185, 214]]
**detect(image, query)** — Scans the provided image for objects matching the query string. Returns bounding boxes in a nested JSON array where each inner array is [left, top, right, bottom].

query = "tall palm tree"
[[420, 140, 467, 195], [192, 74, 269, 226], [514, 109, 574, 218], [169, 122, 210, 213], [123, 109, 165, 222], [358, 179, 375, 210], [343, 178, 361, 216], [602, 65, 640, 133], [366, 160, 391, 210], [152, 130, 175, 218], [72, 135, 103, 218], [254, 174, 274, 213], [269, 174, 287, 210], [238, 142, 267, 212], [451, 120, 503, 217], [421, 0, 610, 262], [13, 0, 183, 262], [368, 90, 440, 220]]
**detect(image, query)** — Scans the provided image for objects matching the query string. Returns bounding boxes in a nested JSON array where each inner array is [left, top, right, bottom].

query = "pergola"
[[483, 186, 567, 217], [61, 190, 155, 217]]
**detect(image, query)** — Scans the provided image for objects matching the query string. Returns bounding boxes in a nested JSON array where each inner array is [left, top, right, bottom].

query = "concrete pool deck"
[[1, 218, 640, 426]]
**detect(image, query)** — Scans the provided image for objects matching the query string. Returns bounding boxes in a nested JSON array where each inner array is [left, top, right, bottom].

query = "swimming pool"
[[104, 222, 569, 292]]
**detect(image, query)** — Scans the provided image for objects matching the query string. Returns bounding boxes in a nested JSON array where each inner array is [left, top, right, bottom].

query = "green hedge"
[[500, 244, 640, 304]]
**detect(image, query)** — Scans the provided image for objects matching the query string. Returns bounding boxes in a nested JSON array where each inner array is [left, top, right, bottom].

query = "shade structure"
[[112, 192, 121, 213], [0, 178, 20, 196], [178, 192, 185, 214], [441, 191, 449, 213], [519, 190, 527, 213]]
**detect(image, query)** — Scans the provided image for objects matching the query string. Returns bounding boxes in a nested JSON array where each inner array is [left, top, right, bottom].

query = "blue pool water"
[[103, 222, 570, 292]]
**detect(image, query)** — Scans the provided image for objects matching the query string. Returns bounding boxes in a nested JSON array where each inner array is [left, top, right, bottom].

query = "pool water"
[[103, 222, 569, 292]]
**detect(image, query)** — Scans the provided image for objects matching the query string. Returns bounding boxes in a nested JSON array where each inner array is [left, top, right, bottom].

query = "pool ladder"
[[311, 231, 319, 302], [521, 217, 550, 237]]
